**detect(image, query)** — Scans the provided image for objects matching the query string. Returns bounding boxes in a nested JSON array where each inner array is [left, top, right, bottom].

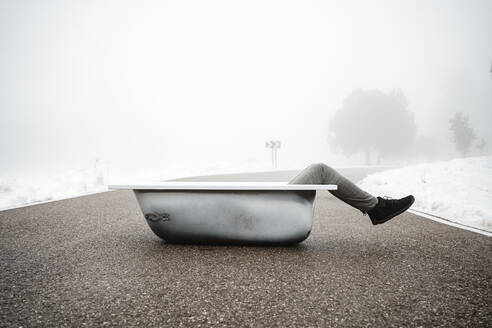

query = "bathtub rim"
[[109, 181, 337, 191]]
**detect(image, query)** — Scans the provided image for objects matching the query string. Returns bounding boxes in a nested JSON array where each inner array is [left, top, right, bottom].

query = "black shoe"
[[367, 195, 415, 225]]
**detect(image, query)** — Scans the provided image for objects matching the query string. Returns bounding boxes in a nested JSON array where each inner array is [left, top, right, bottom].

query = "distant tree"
[[449, 112, 476, 157], [328, 89, 417, 165], [476, 138, 486, 155]]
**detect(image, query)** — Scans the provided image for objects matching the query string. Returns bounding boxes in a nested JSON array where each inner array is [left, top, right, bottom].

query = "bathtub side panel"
[[133, 190, 315, 245]]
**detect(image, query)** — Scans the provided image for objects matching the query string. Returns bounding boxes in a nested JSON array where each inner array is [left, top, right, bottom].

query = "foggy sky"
[[1, 0, 491, 176]]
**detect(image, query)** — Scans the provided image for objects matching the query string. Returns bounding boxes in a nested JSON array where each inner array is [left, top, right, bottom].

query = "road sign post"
[[265, 140, 281, 169]]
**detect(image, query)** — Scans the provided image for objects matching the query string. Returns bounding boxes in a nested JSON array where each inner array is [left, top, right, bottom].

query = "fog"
[[1, 0, 491, 179]]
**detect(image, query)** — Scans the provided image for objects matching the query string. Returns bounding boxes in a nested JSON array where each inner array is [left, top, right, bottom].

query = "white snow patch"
[[0, 166, 107, 210], [358, 156, 492, 232], [0, 159, 271, 211]]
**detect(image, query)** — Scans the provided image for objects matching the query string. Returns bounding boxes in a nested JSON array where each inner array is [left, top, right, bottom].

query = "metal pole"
[[274, 148, 277, 169], [271, 148, 275, 169], [275, 147, 278, 169]]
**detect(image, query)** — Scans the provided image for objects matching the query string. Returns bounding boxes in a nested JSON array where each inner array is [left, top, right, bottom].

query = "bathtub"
[[109, 182, 337, 245]]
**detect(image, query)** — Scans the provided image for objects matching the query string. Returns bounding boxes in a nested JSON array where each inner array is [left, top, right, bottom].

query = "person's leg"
[[289, 163, 415, 225], [288, 163, 378, 213]]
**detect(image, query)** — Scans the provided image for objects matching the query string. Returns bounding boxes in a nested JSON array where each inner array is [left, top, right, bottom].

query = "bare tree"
[[328, 89, 416, 165], [449, 112, 476, 157], [476, 138, 486, 155]]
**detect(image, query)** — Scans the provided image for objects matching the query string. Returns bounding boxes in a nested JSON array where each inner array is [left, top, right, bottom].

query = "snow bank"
[[0, 166, 107, 210], [0, 159, 271, 211], [358, 156, 492, 232]]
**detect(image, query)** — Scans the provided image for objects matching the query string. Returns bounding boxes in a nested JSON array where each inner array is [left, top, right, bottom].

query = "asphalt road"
[[1, 169, 491, 327]]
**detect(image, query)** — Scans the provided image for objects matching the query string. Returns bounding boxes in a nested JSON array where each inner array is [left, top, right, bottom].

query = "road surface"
[[1, 169, 491, 327]]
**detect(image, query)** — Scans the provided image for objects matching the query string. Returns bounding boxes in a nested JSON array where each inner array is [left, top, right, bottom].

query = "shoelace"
[[381, 196, 402, 210], [361, 196, 395, 216]]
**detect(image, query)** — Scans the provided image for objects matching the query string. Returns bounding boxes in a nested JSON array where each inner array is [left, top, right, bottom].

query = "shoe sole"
[[372, 196, 415, 226]]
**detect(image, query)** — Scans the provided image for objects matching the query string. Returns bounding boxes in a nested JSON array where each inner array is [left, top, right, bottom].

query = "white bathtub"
[[109, 182, 337, 245]]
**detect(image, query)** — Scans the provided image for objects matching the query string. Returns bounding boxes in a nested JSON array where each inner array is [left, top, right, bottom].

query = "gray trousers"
[[288, 163, 378, 212]]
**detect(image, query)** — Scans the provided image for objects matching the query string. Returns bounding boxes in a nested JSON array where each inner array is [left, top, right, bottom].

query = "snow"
[[0, 166, 107, 210], [358, 156, 492, 232], [0, 159, 271, 211]]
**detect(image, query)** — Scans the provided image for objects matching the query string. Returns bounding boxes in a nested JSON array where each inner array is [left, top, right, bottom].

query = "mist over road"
[[1, 169, 491, 327]]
